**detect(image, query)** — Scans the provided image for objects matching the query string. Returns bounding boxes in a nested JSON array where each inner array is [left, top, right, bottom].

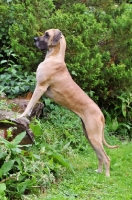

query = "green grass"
[[24, 106, 132, 200], [35, 141, 132, 200]]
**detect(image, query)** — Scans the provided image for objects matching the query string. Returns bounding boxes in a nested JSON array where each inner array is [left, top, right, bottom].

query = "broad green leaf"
[[44, 98, 51, 106], [30, 122, 43, 136], [0, 160, 15, 177], [0, 120, 16, 125], [122, 102, 126, 117], [48, 151, 75, 174], [14, 86, 19, 93], [111, 119, 119, 132], [7, 0, 12, 3], [11, 131, 26, 145], [0, 183, 6, 194], [0, 60, 7, 64], [0, 136, 10, 146], [0, 152, 7, 159], [17, 179, 35, 193]]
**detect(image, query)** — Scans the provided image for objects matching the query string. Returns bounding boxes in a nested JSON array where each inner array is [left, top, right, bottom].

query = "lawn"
[[36, 140, 132, 200], [1, 103, 131, 200]]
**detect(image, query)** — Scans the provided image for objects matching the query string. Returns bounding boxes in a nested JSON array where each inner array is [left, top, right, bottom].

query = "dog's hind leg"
[[81, 118, 89, 140], [81, 119, 110, 177], [93, 145, 110, 176]]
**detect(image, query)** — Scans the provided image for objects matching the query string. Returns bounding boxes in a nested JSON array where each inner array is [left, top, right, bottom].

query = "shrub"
[[42, 3, 132, 138], [42, 3, 132, 99], [0, 64, 35, 98], [0, 118, 74, 199], [0, 0, 54, 98], [1, 2, 132, 99], [0, 0, 54, 71], [1, 1, 132, 138]]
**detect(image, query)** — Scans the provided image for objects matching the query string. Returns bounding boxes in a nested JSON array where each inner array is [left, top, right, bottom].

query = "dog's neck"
[[45, 35, 66, 60]]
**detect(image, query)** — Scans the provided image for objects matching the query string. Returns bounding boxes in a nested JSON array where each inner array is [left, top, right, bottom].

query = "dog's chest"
[[36, 62, 53, 82]]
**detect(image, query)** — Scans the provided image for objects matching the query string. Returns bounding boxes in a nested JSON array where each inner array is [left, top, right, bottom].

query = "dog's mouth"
[[34, 42, 48, 51], [40, 49, 48, 55], [34, 37, 48, 51]]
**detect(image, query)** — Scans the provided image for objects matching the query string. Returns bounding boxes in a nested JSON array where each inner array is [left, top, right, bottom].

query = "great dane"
[[20, 29, 118, 176]]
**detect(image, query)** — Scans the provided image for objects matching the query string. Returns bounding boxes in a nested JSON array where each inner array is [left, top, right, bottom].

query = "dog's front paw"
[[15, 116, 30, 125], [18, 112, 29, 118]]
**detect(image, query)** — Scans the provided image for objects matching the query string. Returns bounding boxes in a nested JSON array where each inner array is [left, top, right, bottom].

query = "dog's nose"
[[34, 37, 38, 42]]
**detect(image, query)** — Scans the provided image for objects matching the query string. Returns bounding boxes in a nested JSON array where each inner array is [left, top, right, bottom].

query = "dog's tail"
[[101, 116, 119, 149], [102, 134, 119, 149]]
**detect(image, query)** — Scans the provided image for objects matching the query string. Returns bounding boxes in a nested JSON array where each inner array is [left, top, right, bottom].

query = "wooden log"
[[3, 99, 44, 120], [0, 98, 44, 144], [0, 114, 33, 145]]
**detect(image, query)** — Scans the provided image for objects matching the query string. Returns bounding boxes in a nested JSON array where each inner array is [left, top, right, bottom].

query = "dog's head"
[[34, 29, 62, 51]]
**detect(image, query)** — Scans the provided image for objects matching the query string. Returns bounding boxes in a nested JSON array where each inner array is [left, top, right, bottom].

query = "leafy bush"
[[0, 0, 55, 98], [41, 3, 132, 138], [1, 2, 132, 95], [1, 1, 132, 138], [0, 100, 125, 199], [0, 0, 54, 71], [42, 3, 132, 96], [0, 119, 74, 199], [42, 105, 87, 151], [0, 64, 35, 98]]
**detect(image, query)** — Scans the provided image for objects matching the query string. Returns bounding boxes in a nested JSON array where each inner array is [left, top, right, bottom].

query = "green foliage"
[[0, 100, 129, 199], [1, 1, 132, 137], [0, 46, 36, 98], [0, 0, 54, 71], [43, 3, 132, 94], [38, 3, 132, 117], [41, 105, 88, 152], [0, 112, 75, 199], [0, 100, 15, 111], [0, 183, 7, 200], [41, 2, 132, 138], [38, 141, 132, 200], [0, 64, 36, 98]]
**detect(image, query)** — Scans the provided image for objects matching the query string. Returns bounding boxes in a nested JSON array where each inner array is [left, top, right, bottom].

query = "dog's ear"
[[52, 30, 62, 46]]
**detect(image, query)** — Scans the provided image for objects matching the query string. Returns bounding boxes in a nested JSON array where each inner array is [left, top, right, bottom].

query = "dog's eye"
[[45, 32, 49, 37]]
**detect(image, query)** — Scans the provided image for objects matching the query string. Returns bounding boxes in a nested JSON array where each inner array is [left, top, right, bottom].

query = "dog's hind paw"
[[95, 169, 102, 174]]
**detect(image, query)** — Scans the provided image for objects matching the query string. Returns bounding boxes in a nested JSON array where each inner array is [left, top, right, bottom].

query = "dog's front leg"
[[20, 84, 48, 118]]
